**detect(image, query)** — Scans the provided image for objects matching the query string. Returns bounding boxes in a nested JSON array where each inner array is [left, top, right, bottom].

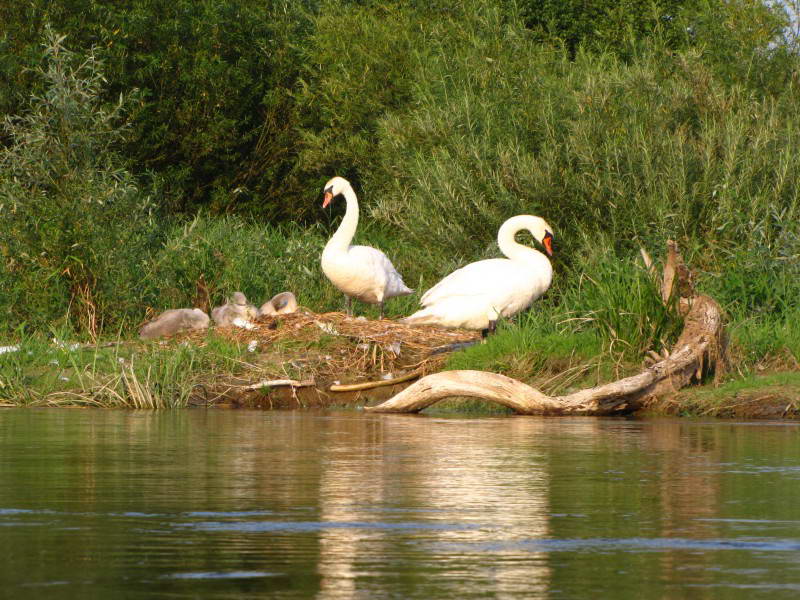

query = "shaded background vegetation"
[[2, 0, 800, 371]]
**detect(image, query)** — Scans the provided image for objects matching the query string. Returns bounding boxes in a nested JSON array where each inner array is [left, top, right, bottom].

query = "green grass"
[[0, 330, 250, 408], [659, 371, 800, 418]]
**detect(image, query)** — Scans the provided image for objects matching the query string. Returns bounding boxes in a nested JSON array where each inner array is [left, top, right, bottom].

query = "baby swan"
[[258, 291, 298, 317], [211, 292, 257, 327], [139, 308, 210, 340]]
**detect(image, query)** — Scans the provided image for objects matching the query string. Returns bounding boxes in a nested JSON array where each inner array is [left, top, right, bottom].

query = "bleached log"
[[239, 378, 315, 391], [366, 294, 722, 416], [661, 240, 678, 304]]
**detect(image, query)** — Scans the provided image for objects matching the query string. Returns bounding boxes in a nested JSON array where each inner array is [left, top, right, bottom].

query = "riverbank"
[[2, 307, 798, 419], [195, 310, 480, 410]]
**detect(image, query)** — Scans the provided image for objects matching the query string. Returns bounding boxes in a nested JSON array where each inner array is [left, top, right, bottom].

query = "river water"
[[1, 409, 799, 599]]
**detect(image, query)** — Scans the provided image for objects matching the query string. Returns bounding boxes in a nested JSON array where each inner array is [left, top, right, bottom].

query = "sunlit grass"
[[662, 372, 800, 418], [0, 331, 249, 408]]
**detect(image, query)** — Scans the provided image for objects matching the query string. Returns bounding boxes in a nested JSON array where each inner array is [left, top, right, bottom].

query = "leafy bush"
[[0, 0, 310, 215], [0, 30, 158, 337]]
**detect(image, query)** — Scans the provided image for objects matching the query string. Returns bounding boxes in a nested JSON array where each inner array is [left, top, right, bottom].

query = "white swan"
[[402, 215, 554, 337], [320, 176, 413, 318]]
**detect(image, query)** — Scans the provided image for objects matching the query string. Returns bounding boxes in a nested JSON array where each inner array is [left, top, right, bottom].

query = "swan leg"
[[378, 301, 384, 320], [344, 295, 352, 317], [481, 319, 497, 340]]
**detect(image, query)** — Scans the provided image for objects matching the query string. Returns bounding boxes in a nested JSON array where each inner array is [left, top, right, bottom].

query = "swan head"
[[231, 291, 248, 306], [322, 176, 351, 208], [499, 215, 555, 257], [530, 217, 554, 257]]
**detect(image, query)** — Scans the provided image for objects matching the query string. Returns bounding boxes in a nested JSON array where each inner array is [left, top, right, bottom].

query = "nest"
[[185, 309, 480, 392]]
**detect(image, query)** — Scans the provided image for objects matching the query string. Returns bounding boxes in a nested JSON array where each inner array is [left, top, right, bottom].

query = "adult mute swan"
[[402, 215, 554, 337], [321, 176, 413, 318]]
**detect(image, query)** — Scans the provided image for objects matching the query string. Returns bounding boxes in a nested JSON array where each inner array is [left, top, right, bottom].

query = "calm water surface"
[[1, 409, 799, 599]]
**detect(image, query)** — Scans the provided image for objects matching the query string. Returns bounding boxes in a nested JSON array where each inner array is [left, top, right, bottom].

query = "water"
[[1, 409, 799, 599]]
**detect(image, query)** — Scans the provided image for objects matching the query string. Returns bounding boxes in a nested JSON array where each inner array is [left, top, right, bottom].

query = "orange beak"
[[322, 191, 333, 208], [542, 232, 554, 257]]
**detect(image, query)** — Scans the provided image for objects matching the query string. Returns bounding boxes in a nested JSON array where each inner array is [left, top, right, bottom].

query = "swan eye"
[[542, 231, 554, 256]]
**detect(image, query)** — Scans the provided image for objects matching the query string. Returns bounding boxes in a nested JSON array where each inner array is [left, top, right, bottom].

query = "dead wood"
[[239, 378, 315, 391], [366, 241, 723, 416], [329, 369, 423, 392], [661, 240, 678, 304], [366, 294, 721, 416]]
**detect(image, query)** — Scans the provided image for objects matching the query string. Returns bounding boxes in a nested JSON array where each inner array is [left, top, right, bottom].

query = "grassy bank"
[[3, 238, 799, 414], [0, 330, 250, 408], [2, 1, 800, 410]]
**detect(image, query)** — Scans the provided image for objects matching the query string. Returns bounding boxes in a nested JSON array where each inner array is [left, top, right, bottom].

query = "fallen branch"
[[366, 294, 721, 415], [329, 369, 423, 392], [239, 378, 315, 391]]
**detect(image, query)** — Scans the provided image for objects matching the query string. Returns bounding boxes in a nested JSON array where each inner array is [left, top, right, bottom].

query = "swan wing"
[[421, 259, 515, 306], [414, 258, 551, 325], [348, 245, 413, 297]]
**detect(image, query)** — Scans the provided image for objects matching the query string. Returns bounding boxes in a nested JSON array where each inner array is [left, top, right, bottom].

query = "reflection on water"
[[1, 409, 799, 599]]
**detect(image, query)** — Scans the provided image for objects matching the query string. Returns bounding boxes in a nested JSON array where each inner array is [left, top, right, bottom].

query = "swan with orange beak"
[[320, 177, 413, 318], [403, 215, 554, 338]]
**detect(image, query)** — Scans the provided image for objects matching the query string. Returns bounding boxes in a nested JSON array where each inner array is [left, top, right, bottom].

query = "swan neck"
[[497, 218, 545, 262], [327, 186, 359, 250]]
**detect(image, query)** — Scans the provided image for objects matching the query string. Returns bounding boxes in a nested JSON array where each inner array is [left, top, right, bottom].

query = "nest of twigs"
[[183, 309, 479, 401]]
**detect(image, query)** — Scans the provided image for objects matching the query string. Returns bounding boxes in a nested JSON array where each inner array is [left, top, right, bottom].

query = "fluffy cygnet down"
[[139, 308, 210, 340], [211, 292, 258, 326], [258, 291, 298, 317]]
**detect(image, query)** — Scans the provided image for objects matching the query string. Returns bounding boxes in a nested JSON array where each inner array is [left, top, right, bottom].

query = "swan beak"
[[542, 231, 554, 256], [322, 187, 334, 208]]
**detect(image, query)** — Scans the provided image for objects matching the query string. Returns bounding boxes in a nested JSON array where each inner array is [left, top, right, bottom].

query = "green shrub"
[[0, 0, 310, 215], [0, 29, 159, 337]]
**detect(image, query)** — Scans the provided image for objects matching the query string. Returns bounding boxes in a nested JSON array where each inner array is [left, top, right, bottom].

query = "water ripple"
[[161, 571, 279, 580], [434, 537, 800, 553], [177, 520, 479, 533]]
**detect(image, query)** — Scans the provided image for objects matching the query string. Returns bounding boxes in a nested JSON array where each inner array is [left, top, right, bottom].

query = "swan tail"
[[400, 309, 437, 326], [384, 267, 414, 297], [386, 282, 414, 298]]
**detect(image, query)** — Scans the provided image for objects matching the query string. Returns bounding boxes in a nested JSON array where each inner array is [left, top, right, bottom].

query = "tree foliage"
[[0, 30, 157, 335], [1, 0, 799, 338]]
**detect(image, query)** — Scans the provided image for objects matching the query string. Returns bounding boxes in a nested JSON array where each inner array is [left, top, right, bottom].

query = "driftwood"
[[329, 369, 423, 392], [239, 378, 315, 391], [366, 242, 723, 416]]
